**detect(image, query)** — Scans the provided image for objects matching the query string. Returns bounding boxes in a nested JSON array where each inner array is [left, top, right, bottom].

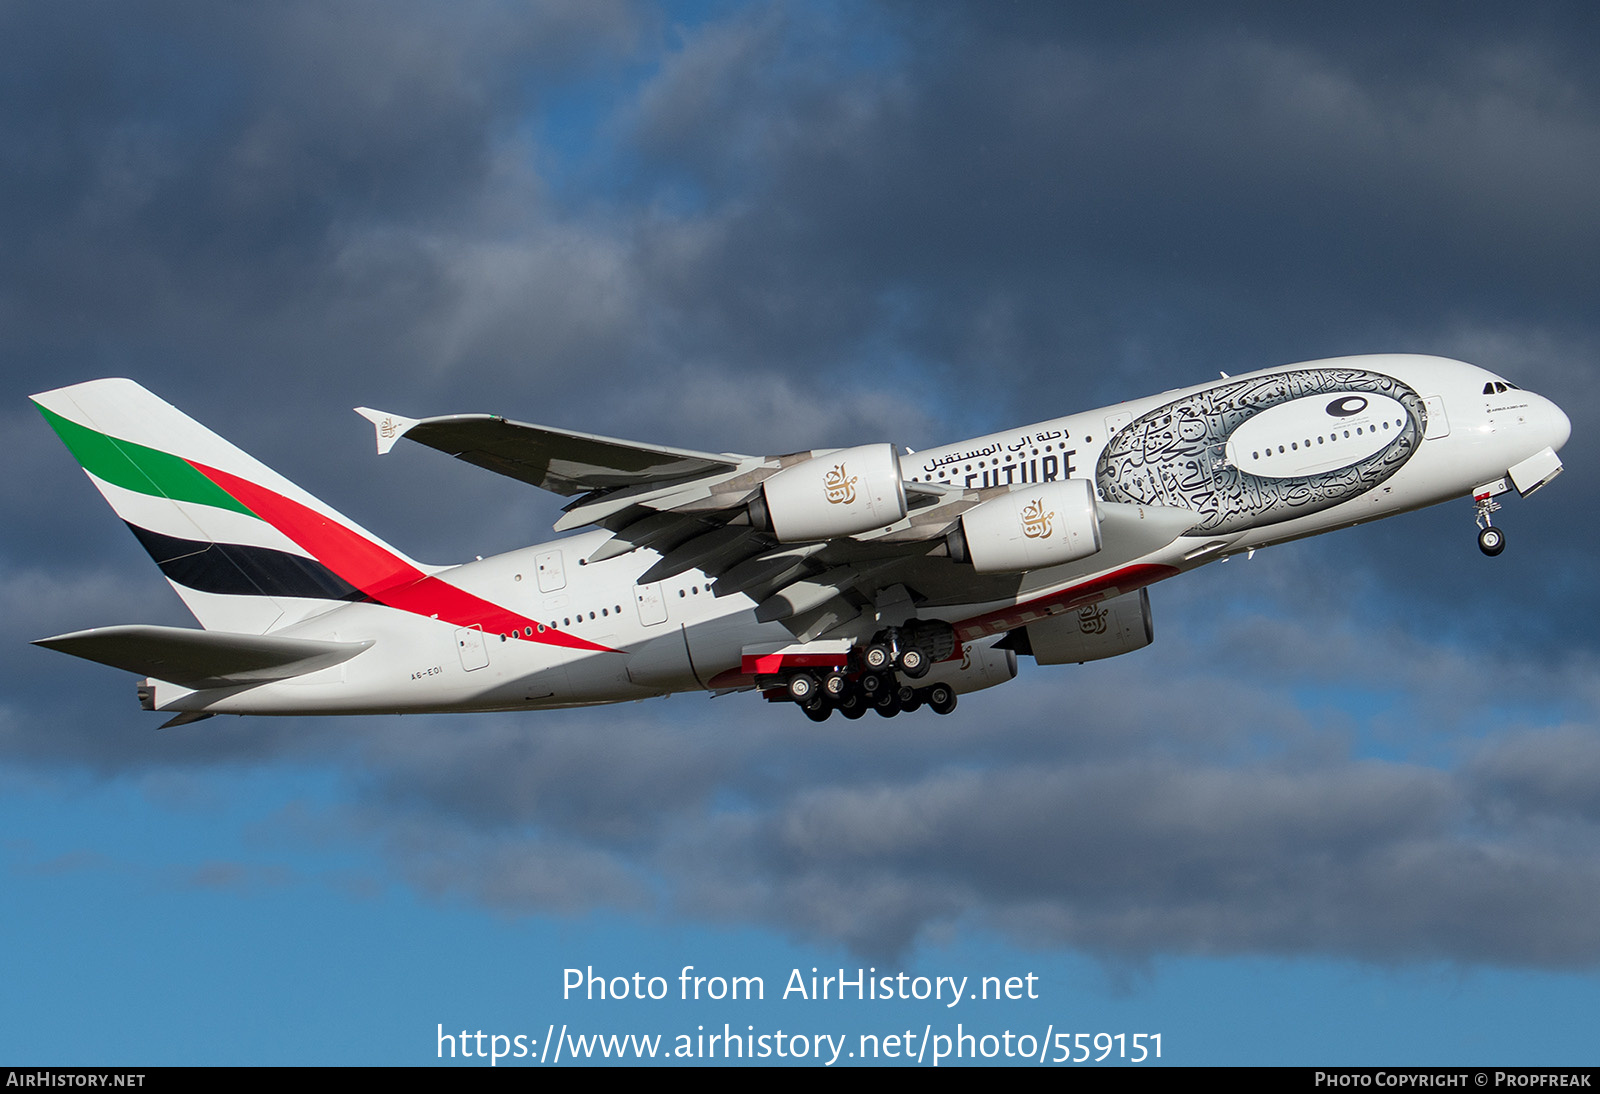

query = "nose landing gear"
[[1474, 493, 1506, 557]]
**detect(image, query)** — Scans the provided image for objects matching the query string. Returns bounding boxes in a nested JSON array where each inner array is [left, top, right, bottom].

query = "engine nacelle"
[[753, 443, 908, 542], [1024, 589, 1153, 665], [921, 636, 1018, 695], [949, 478, 1102, 573]]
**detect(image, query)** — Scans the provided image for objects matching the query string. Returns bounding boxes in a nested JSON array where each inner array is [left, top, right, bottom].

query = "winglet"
[[354, 407, 419, 455]]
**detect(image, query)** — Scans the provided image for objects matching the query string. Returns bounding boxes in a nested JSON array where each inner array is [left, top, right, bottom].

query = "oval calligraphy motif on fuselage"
[[1095, 368, 1426, 534], [1227, 392, 1407, 480]]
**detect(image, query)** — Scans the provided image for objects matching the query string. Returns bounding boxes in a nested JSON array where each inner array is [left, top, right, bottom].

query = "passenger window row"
[[499, 584, 710, 640], [1249, 418, 1405, 461]]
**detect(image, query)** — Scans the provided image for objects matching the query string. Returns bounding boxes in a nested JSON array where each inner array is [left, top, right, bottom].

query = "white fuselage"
[[156, 354, 1569, 716]]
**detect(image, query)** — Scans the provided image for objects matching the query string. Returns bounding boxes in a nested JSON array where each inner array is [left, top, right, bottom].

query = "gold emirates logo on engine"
[[1078, 603, 1109, 635], [1021, 498, 1054, 539], [823, 463, 858, 505]]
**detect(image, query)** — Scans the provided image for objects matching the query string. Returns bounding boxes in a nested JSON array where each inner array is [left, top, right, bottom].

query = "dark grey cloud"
[[1, 1, 645, 397], [1469, 727, 1600, 825], [606, 1, 1600, 478]]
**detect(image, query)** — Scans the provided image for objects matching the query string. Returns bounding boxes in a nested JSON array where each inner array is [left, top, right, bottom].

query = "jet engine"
[[750, 443, 908, 542], [1019, 589, 1153, 665], [947, 478, 1102, 573], [920, 637, 1018, 694]]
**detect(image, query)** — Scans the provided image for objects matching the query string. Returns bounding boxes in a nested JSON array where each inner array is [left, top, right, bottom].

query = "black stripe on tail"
[[123, 522, 369, 602]]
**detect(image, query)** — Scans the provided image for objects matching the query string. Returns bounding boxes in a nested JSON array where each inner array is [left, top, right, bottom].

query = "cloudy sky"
[[5, 1, 1600, 1065]]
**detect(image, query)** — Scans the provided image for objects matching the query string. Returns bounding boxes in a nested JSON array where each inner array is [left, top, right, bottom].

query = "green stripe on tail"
[[35, 404, 256, 517]]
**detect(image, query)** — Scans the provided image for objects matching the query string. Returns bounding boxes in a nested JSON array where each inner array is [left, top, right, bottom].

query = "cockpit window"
[[1483, 381, 1519, 395]]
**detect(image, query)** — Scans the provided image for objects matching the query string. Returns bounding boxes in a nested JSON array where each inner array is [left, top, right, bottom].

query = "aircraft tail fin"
[[31, 378, 429, 634]]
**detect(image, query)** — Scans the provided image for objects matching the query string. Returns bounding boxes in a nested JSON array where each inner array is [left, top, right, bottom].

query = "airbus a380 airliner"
[[32, 354, 1570, 726]]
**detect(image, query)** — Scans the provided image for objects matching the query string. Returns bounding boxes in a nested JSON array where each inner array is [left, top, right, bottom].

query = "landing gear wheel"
[[802, 698, 832, 722], [895, 684, 918, 707], [787, 673, 819, 703], [873, 690, 901, 717], [897, 647, 929, 678], [859, 671, 888, 698], [837, 692, 867, 719], [1478, 525, 1506, 556], [822, 671, 850, 699], [927, 683, 957, 716], [862, 644, 893, 671]]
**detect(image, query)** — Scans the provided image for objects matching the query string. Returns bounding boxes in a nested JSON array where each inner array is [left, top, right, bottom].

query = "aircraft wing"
[[354, 409, 747, 495], [357, 406, 1197, 642]]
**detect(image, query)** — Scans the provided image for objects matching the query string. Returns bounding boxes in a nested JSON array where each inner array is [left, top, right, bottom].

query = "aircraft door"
[[635, 582, 668, 626], [535, 550, 566, 592], [455, 625, 489, 671], [1423, 395, 1450, 439]]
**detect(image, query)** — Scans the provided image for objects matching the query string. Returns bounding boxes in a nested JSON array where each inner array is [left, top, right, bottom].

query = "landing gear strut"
[[1474, 495, 1506, 557]]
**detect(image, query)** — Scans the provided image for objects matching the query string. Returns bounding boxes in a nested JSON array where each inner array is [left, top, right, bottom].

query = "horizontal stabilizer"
[[34, 625, 373, 689]]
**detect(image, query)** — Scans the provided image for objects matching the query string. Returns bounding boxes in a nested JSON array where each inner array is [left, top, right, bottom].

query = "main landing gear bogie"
[[863, 681, 954, 719], [775, 666, 957, 722], [784, 680, 957, 721], [771, 623, 960, 722], [865, 625, 945, 679]]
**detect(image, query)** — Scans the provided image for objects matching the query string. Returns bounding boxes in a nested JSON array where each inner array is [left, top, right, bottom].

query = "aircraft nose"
[[1543, 395, 1572, 452]]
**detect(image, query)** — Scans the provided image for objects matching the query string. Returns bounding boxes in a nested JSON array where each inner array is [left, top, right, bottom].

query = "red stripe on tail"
[[190, 461, 616, 653]]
